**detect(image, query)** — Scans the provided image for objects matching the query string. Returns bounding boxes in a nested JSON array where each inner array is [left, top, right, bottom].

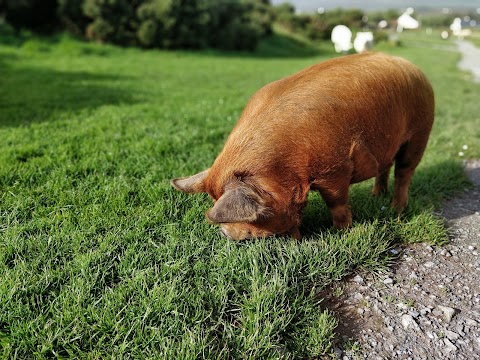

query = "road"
[[457, 39, 480, 83]]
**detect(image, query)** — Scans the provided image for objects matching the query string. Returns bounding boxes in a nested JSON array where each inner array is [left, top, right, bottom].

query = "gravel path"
[[326, 160, 480, 360], [457, 40, 480, 83], [325, 41, 480, 359]]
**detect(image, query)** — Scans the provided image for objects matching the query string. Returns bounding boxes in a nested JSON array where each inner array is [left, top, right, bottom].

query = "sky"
[[270, 0, 480, 12]]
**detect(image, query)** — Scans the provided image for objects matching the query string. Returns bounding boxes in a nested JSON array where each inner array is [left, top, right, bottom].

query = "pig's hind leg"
[[372, 164, 392, 196], [391, 132, 430, 212]]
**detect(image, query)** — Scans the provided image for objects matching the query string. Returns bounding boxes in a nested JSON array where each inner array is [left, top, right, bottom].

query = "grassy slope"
[[468, 31, 480, 48], [0, 33, 479, 358]]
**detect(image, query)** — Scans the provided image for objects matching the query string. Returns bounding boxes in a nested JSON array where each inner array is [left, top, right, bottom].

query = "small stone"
[[352, 275, 364, 284], [440, 249, 452, 257], [465, 318, 478, 326], [333, 347, 342, 359], [354, 293, 363, 301], [421, 319, 432, 326], [444, 330, 460, 341], [425, 245, 434, 252], [424, 261, 435, 268], [437, 305, 457, 323], [357, 308, 365, 315], [383, 277, 394, 285], [401, 314, 421, 331], [420, 307, 431, 315], [409, 271, 418, 279], [457, 339, 467, 346], [468, 245, 476, 250], [390, 248, 399, 255], [443, 338, 457, 353], [409, 310, 420, 318]]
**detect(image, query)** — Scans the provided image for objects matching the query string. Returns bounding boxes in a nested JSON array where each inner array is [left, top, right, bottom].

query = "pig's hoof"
[[390, 200, 407, 214], [331, 205, 352, 229]]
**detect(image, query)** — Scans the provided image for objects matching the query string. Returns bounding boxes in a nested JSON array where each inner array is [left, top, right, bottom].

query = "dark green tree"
[[1, 0, 59, 32]]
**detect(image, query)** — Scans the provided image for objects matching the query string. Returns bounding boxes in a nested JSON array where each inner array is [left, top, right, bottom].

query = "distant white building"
[[450, 17, 462, 35], [354, 32, 374, 53], [331, 25, 352, 53], [378, 20, 388, 29], [397, 8, 419, 32], [450, 17, 473, 38]]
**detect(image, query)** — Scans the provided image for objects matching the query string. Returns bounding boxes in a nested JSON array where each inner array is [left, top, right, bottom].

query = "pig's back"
[[213, 53, 434, 182]]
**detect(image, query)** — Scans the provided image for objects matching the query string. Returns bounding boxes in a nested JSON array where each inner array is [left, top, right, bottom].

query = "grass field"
[[469, 32, 480, 47], [0, 31, 479, 358]]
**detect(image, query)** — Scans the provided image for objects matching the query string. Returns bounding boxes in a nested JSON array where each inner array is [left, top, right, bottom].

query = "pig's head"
[[171, 169, 304, 240]]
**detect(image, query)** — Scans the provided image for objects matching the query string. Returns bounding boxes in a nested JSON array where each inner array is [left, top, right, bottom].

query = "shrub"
[[57, 0, 88, 35], [373, 30, 389, 44], [82, 0, 138, 45], [136, 18, 157, 47], [208, 0, 270, 51], [135, 0, 173, 48], [165, 0, 211, 49]]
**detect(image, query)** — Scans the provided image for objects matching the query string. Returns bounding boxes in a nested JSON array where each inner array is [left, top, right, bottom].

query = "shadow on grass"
[[0, 27, 140, 127], [158, 31, 334, 60], [0, 57, 138, 128], [253, 32, 331, 58], [300, 158, 468, 239]]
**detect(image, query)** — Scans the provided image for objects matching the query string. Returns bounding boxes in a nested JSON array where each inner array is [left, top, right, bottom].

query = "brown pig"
[[171, 52, 435, 240]]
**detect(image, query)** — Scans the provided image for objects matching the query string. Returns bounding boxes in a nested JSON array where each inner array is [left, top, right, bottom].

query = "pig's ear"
[[206, 184, 271, 223], [170, 169, 209, 193]]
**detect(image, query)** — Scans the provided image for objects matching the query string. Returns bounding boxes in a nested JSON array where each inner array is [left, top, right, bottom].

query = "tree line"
[[1, 0, 274, 51], [3, 1, 473, 51]]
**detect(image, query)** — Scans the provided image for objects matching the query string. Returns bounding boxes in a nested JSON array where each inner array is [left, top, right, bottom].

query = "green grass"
[[469, 32, 480, 48], [0, 31, 479, 358]]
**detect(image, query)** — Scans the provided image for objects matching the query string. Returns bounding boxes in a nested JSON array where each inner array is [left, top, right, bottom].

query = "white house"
[[331, 25, 352, 53], [397, 8, 419, 32], [354, 32, 374, 53]]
